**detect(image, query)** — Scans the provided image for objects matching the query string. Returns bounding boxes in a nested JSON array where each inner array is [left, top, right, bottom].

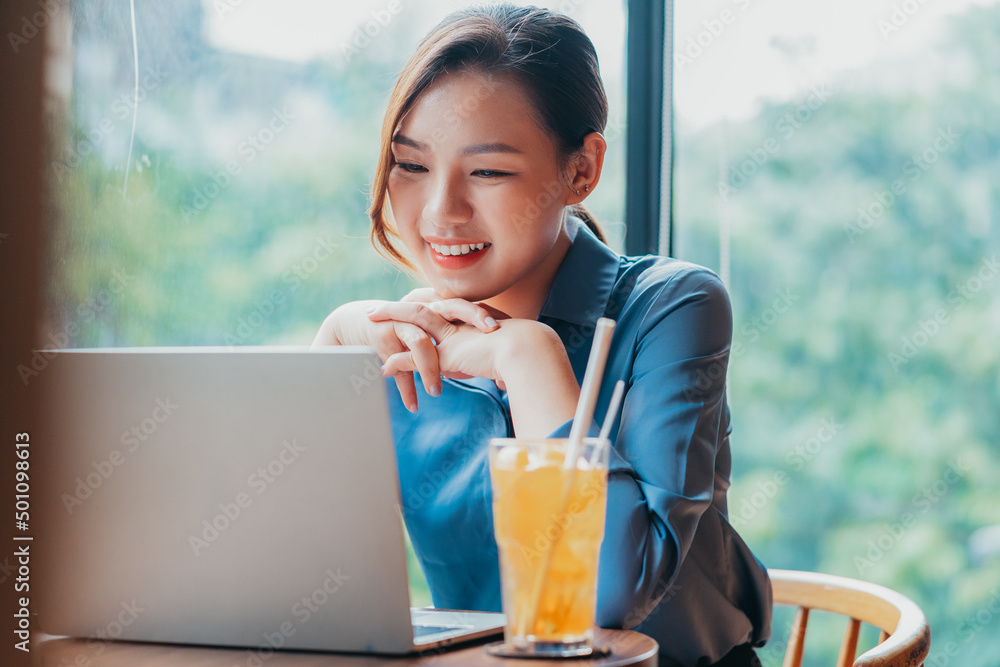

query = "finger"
[[382, 350, 417, 376], [366, 302, 456, 341], [400, 288, 441, 303], [371, 326, 409, 363], [425, 299, 500, 333], [475, 302, 511, 322], [393, 322, 442, 397], [369, 300, 497, 334], [383, 351, 436, 407], [393, 371, 419, 413], [369, 330, 419, 410]]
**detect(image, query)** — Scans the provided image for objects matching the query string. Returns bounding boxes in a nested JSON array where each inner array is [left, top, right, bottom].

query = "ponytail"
[[570, 204, 607, 244]]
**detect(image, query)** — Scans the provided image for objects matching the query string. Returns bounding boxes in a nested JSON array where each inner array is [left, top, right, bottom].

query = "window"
[[45, 0, 627, 611], [673, 1, 1000, 663], [45, 0, 627, 349]]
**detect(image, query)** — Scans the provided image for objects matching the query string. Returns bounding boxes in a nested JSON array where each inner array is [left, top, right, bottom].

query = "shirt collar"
[[537, 216, 621, 326]]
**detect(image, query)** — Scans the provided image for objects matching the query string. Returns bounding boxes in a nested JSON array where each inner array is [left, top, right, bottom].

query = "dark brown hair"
[[369, 3, 609, 270]]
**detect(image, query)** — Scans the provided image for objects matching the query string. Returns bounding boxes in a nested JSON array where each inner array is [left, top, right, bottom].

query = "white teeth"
[[429, 242, 490, 256]]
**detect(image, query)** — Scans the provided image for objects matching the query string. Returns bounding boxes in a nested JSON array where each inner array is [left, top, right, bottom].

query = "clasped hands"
[[312, 288, 556, 413]]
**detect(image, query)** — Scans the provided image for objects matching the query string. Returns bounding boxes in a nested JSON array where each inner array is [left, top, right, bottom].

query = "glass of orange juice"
[[487, 437, 610, 658]]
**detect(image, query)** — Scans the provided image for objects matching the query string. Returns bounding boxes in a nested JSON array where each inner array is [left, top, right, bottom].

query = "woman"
[[313, 5, 772, 665]]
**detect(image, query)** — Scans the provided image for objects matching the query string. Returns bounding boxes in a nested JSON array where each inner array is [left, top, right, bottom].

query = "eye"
[[394, 160, 426, 173], [473, 169, 511, 178]]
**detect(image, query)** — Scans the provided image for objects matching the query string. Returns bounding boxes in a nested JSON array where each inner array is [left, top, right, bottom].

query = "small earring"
[[583, 184, 590, 192], [574, 188, 581, 195]]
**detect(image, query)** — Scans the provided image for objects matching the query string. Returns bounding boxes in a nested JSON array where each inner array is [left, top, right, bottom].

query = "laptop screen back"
[[34, 347, 418, 654]]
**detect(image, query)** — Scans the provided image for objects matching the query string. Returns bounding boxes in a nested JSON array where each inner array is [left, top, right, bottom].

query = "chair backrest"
[[769, 569, 930, 667]]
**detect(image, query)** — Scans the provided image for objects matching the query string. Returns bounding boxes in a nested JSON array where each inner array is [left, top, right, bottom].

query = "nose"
[[423, 171, 473, 227]]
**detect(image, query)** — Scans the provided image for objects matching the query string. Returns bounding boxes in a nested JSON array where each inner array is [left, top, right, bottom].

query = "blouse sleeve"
[[549, 267, 734, 628]]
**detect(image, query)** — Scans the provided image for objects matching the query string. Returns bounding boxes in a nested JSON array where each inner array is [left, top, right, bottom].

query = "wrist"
[[492, 320, 580, 438], [313, 310, 342, 347], [494, 320, 564, 381], [495, 319, 573, 384], [316, 300, 383, 348]]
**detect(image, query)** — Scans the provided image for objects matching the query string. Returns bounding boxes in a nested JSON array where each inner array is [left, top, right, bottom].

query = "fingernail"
[[366, 306, 376, 314], [485, 316, 498, 330], [429, 383, 441, 397], [408, 402, 418, 413]]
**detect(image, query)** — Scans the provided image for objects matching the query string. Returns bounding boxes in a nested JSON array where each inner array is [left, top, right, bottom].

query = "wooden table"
[[36, 628, 658, 666]]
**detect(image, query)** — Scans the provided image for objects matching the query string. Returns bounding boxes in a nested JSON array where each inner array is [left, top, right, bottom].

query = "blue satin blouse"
[[386, 217, 772, 666]]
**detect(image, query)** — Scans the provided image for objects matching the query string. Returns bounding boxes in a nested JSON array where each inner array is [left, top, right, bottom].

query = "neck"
[[482, 222, 573, 321]]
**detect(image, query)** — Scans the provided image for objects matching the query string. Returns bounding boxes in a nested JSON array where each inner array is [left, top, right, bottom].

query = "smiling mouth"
[[428, 242, 492, 256]]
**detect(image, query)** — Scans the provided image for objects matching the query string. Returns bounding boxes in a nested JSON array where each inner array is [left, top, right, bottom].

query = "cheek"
[[496, 182, 564, 238], [387, 179, 421, 226]]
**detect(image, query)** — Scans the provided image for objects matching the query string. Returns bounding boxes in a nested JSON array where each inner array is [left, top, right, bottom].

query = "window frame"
[[624, 0, 673, 257]]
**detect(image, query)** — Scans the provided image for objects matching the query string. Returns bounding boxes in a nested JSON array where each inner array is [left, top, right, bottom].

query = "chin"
[[426, 278, 499, 304]]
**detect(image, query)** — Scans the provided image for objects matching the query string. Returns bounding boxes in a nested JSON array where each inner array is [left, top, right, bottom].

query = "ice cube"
[[495, 445, 523, 470], [526, 449, 551, 470]]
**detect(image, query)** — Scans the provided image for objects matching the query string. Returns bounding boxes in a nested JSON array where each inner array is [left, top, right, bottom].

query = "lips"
[[426, 239, 492, 269], [428, 241, 491, 256]]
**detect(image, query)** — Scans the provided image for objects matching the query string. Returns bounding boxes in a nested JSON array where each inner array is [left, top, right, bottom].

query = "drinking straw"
[[516, 318, 616, 638], [562, 318, 616, 469], [589, 379, 625, 467]]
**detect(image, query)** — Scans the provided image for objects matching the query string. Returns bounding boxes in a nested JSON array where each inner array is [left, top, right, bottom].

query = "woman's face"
[[387, 70, 573, 305]]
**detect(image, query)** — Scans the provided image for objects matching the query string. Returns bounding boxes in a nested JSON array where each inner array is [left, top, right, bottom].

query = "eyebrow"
[[392, 134, 524, 156]]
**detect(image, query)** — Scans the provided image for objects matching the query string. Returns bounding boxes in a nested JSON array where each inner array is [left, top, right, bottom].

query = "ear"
[[564, 132, 607, 205]]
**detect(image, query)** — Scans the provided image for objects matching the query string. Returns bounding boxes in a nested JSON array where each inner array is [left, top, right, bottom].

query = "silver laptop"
[[33, 346, 504, 654]]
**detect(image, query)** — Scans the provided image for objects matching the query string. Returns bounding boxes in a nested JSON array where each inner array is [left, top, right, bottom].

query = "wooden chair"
[[769, 569, 931, 667]]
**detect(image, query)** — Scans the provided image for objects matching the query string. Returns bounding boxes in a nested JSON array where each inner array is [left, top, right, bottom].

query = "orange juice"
[[489, 438, 609, 653]]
